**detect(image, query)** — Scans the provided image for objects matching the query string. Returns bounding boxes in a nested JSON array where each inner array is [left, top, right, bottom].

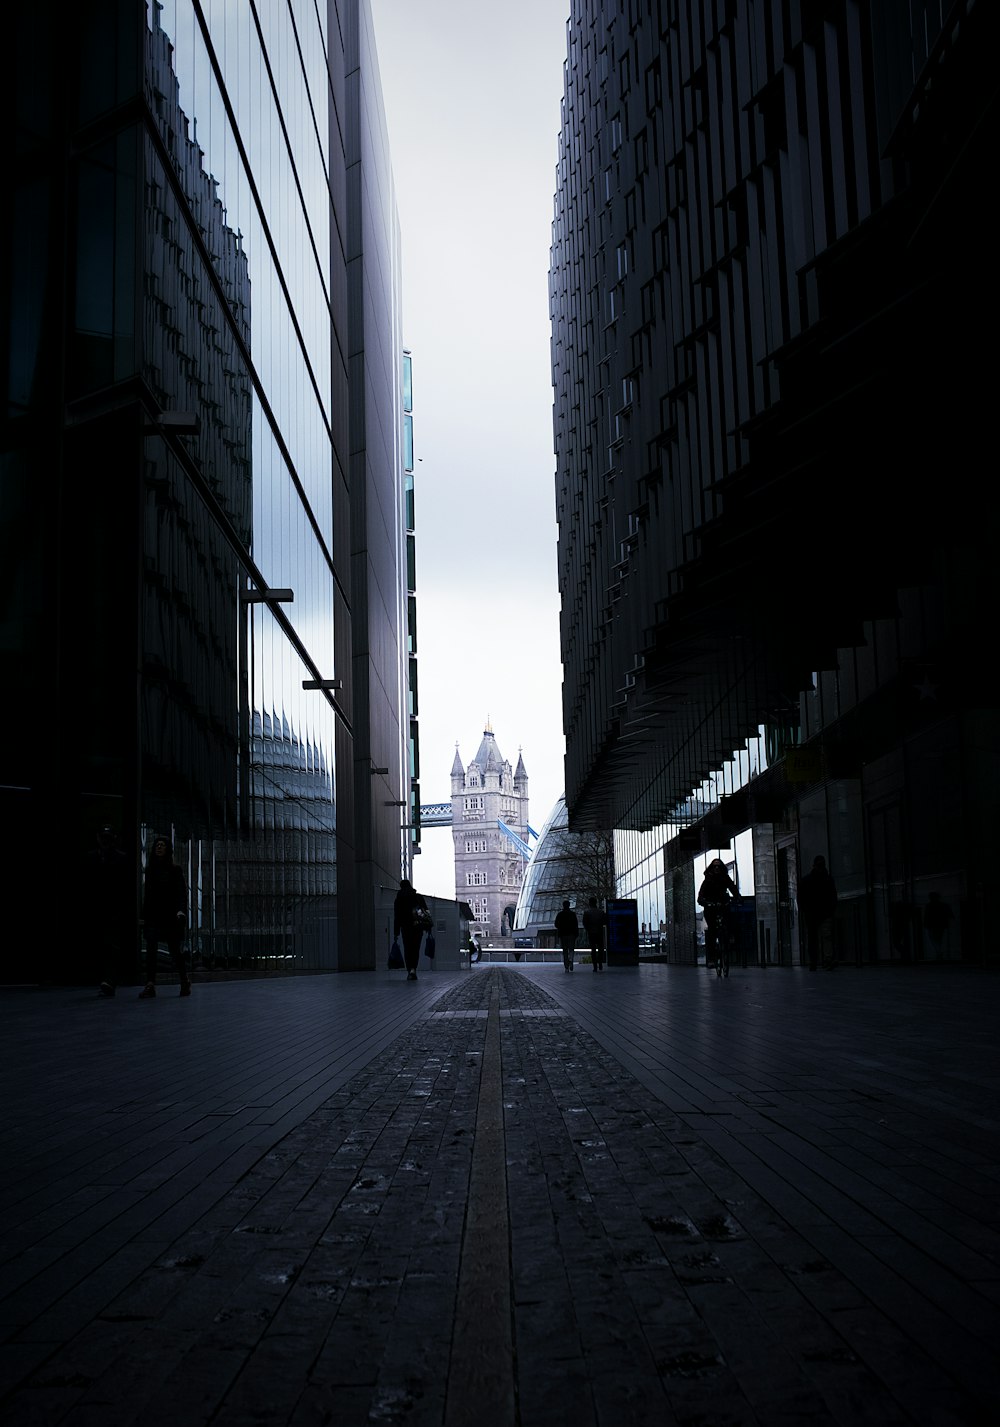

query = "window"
[[644, 59, 661, 112], [634, 129, 648, 175]]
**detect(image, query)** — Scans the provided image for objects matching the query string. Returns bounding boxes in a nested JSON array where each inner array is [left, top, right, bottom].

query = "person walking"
[[798, 855, 838, 971], [555, 899, 579, 972], [394, 878, 429, 981], [139, 834, 189, 998], [582, 897, 607, 971]]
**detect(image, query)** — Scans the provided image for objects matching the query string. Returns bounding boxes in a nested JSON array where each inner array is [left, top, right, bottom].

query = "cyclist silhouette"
[[698, 858, 740, 976]]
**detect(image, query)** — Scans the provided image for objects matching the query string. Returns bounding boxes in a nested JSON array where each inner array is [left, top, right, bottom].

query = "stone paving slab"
[[0, 965, 998, 1424]]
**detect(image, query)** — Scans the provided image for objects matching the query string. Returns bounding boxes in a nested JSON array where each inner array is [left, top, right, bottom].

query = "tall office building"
[[2, 0, 410, 979], [402, 349, 421, 871], [345, 0, 413, 963], [551, 2, 997, 962]]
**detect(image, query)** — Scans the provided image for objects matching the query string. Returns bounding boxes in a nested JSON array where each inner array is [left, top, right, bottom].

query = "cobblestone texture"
[[1, 966, 998, 1425]]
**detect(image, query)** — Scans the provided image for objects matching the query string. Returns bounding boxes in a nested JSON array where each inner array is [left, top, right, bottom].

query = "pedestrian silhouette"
[[394, 878, 430, 981], [87, 825, 133, 996], [582, 897, 607, 971], [555, 899, 579, 972], [798, 855, 837, 971], [923, 892, 954, 960], [139, 834, 189, 998]]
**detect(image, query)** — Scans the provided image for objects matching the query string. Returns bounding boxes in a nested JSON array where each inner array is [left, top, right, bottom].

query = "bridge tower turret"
[[450, 719, 529, 943]]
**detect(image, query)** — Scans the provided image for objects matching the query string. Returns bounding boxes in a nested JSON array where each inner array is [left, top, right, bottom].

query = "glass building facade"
[[402, 350, 421, 867], [551, 2, 998, 966], [2, 1, 409, 981]]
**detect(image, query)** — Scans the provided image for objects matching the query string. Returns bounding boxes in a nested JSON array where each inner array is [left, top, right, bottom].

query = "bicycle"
[[704, 903, 733, 977]]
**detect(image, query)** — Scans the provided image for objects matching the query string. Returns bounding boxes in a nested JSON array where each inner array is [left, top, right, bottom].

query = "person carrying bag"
[[393, 878, 429, 981]]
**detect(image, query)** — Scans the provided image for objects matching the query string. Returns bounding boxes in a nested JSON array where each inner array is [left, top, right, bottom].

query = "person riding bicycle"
[[698, 859, 740, 973]]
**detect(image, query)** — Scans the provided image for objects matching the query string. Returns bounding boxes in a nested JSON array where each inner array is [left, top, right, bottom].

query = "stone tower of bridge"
[[450, 721, 529, 942]]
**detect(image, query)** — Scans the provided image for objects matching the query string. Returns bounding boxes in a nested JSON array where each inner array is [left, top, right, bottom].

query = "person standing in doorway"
[[923, 893, 954, 960], [583, 897, 607, 971], [555, 899, 579, 972], [88, 825, 133, 996], [798, 855, 838, 971], [394, 878, 429, 981], [139, 835, 189, 998]]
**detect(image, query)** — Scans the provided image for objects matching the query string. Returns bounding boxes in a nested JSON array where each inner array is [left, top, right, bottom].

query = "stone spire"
[[484, 736, 500, 790], [450, 742, 464, 795], [474, 718, 502, 770]]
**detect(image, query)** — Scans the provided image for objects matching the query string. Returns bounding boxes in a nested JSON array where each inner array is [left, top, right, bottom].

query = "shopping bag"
[[424, 932, 436, 959], [388, 939, 404, 969]]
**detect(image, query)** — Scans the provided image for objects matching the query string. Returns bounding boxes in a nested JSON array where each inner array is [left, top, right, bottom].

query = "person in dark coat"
[[555, 900, 579, 972], [698, 858, 740, 964], [139, 834, 189, 998], [87, 825, 134, 996], [393, 878, 428, 981], [697, 858, 739, 911], [798, 855, 838, 971], [582, 897, 607, 971]]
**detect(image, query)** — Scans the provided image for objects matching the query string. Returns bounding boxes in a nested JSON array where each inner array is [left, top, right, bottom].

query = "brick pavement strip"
[[445, 985, 515, 1427], [1, 968, 998, 1424]]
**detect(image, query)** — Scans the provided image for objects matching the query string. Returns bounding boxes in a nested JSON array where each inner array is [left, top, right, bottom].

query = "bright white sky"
[[371, 0, 572, 898]]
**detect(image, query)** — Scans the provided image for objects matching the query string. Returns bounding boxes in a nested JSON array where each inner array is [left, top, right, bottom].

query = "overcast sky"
[[370, 0, 572, 898]]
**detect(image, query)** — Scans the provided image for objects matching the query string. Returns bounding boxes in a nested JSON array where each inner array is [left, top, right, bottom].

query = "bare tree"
[[558, 828, 616, 906]]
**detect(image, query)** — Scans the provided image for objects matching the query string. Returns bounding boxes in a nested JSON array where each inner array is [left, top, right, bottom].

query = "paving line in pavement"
[[445, 979, 516, 1427]]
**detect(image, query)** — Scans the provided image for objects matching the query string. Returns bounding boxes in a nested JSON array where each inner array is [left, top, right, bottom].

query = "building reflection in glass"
[[138, 3, 338, 972], [2, 3, 411, 981]]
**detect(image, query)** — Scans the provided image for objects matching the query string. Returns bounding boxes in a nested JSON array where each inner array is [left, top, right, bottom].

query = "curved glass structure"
[[514, 796, 614, 941]]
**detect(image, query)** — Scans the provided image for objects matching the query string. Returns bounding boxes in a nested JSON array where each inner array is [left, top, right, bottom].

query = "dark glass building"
[[2, 1, 411, 979], [551, 1, 998, 963]]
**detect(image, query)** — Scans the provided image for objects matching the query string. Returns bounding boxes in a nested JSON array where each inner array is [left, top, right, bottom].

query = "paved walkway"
[[1, 963, 998, 1425]]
